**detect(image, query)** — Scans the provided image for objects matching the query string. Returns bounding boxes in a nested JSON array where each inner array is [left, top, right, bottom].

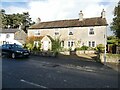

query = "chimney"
[[101, 9, 105, 18], [36, 17, 41, 24], [79, 10, 83, 21]]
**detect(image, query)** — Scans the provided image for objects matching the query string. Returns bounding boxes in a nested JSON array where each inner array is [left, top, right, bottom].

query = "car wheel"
[[11, 53, 16, 59]]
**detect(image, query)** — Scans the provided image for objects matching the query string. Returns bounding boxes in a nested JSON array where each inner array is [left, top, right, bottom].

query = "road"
[[2, 55, 119, 89]]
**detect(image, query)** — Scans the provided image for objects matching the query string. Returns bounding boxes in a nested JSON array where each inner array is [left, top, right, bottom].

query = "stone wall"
[[76, 50, 96, 55], [100, 53, 120, 63], [60, 51, 70, 55]]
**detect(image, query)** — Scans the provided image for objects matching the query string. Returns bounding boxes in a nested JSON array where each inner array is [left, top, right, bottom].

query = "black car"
[[0, 44, 30, 59]]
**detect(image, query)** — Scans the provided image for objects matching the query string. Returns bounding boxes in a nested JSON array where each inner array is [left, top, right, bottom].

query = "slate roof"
[[0, 29, 19, 33], [29, 17, 108, 29]]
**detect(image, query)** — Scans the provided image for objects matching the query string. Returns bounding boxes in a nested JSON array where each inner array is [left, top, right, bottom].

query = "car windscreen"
[[13, 45, 23, 49]]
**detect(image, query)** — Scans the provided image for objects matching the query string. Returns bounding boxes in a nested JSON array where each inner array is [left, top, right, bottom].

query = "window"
[[55, 29, 59, 36], [68, 41, 74, 47], [71, 41, 74, 47], [88, 41, 95, 47], [89, 41, 91, 47], [6, 34, 10, 38], [92, 41, 95, 47], [69, 28, 73, 35], [68, 41, 70, 47], [69, 32, 73, 35], [89, 28, 94, 35], [34, 30, 40, 36], [55, 32, 59, 35], [61, 41, 64, 47], [34, 41, 40, 47]]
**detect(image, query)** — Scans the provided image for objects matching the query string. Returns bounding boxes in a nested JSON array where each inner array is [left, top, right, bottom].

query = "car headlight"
[[16, 51, 22, 53]]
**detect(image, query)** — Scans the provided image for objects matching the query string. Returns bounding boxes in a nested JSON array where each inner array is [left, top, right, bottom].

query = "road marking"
[[20, 79, 48, 88]]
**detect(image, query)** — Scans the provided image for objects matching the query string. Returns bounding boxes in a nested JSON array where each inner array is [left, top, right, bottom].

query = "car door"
[[2, 45, 9, 56]]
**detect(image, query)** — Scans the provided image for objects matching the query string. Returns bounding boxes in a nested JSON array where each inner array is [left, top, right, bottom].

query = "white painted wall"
[[28, 25, 107, 49], [0, 33, 22, 46]]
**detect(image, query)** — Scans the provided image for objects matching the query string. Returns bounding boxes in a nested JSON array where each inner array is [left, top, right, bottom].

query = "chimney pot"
[[79, 10, 83, 21], [36, 17, 41, 24], [101, 9, 105, 18]]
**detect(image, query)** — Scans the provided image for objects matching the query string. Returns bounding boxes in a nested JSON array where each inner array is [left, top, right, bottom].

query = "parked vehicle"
[[0, 44, 30, 59]]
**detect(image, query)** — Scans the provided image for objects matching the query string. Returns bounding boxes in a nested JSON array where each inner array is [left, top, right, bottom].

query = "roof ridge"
[[29, 17, 107, 29]]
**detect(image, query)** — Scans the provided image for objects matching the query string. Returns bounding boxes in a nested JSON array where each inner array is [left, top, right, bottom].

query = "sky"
[[1, 0, 120, 36]]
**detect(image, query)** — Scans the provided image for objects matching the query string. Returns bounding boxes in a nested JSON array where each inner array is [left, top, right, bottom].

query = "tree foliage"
[[111, 1, 120, 39], [0, 9, 35, 33]]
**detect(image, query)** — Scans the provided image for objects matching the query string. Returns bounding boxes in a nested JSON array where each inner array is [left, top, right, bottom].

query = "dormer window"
[[69, 28, 73, 35], [89, 28, 94, 35]]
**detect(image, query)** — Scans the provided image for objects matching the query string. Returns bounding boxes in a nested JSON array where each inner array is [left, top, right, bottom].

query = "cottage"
[[0, 29, 27, 45], [28, 9, 108, 51]]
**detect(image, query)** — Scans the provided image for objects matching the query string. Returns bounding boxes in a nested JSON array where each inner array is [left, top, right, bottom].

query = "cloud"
[[3, 6, 28, 14], [2, 0, 120, 35], [28, 0, 119, 22]]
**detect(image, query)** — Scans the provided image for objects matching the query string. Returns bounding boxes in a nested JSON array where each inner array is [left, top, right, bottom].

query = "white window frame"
[[68, 40, 74, 47], [61, 41, 64, 47], [68, 28, 74, 35], [88, 27, 95, 36], [92, 41, 95, 47], [54, 29, 59, 36], [34, 41, 40, 47], [34, 30, 40, 36], [88, 41, 96, 47], [6, 34, 10, 38]]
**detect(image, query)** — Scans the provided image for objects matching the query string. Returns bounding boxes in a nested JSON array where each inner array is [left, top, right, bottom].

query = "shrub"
[[26, 43, 34, 51], [80, 46, 89, 50], [76, 46, 89, 50], [96, 44, 105, 53], [52, 38, 61, 52]]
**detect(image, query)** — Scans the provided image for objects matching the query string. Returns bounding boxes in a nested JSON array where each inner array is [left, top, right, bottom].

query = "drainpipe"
[[104, 27, 107, 65]]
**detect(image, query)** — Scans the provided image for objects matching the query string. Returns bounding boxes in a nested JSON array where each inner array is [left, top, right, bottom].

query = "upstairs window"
[[69, 28, 73, 35], [34, 30, 40, 36], [6, 34, 10, 38], [55, 29, 59, 36], [89, 28, 94, 35], [55, 32, 59, 35]]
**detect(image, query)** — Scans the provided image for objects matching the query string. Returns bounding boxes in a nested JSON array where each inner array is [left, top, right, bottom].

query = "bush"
[[96, 44, 105, 53], [52, 38, 61, 52], [26, 43, 34, 51], [80, 46, 89, 50], [76, 46, 89, 50]]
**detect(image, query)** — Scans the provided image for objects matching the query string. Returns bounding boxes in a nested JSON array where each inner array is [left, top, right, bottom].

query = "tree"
[[111, 1, 120, 39], [1, 9, 35, 33]]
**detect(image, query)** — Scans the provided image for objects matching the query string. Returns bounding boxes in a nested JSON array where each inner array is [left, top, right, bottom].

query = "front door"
[[43, 41, 49, 51]]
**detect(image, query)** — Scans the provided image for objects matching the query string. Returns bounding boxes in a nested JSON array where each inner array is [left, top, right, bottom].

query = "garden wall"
[[100, 53, 120, 63], [60, 50, 96, 56], [76, 50, 96, 55]]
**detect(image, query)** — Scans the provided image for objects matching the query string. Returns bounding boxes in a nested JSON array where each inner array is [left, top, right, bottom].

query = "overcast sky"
[[1, 0, 119, 36]]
